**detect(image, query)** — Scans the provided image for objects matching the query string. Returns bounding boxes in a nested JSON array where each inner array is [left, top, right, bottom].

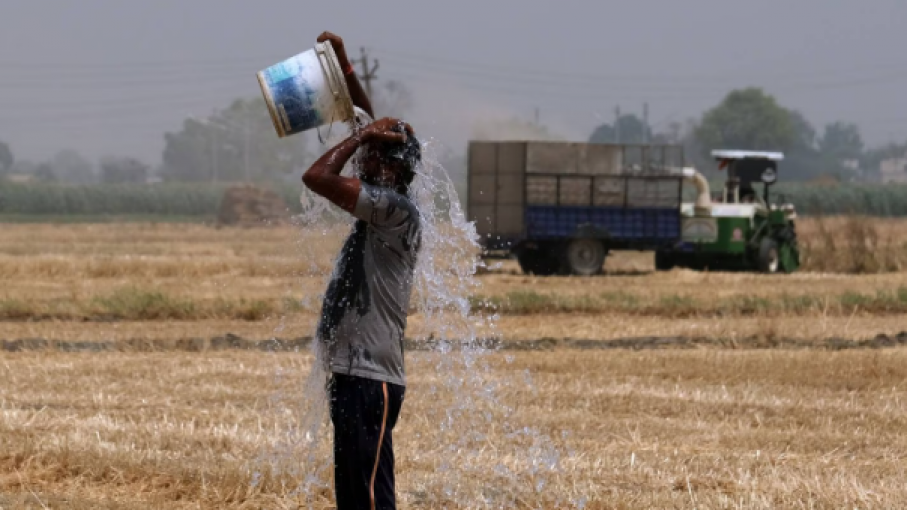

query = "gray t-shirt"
[[316, 182, 421, 386]]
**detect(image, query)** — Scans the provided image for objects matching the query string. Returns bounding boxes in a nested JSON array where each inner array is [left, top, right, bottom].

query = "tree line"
[[588, 87, 902, 183], [0, 79, 413, 186], [0, 97, 308, 186], [1, 85, 905, 186]]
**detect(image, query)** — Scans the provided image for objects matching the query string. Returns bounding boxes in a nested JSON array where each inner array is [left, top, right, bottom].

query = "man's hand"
[[361, 117, 414, 144], [316, 30, 375, 119], [301, 117, 415, 213], [317, 31, 351, 69]]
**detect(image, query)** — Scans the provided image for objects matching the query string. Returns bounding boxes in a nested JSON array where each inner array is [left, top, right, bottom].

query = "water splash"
[[252, 125, 579, 508]]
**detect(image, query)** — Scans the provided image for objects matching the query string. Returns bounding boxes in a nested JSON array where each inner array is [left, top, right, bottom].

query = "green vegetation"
[[3, 181, 907, 219], [3, 283, 907, 322], [471, 288, 907, 317], [92, 287, 198, 320], [771, 183, 907, 216], [0, 182, 306, 219], [0, 214, 212, 224], [0, 286, 302, 321], [692, 181, 907, 216]]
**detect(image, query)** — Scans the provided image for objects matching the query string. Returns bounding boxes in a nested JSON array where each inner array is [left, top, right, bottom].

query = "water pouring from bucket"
[[252, 32, 576, 510], [256, 34, 372, 140]]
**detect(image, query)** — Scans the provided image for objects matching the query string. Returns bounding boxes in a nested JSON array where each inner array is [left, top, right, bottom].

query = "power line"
[[4, 46, 907, 140], [0, 43, 903, 93], [0, 71, 261, 90], [0, 46, 900, 84], [0, 54, 272, 70], [614, 106, 621, 143], [374, 46, 907, 83], [1, 48, 904, 101], [383, 57, 907, 94], [643, 102, 649, 144], [386, 68, 722, 102], [0, 45, 902, 90], [0, 85, 247, 110]]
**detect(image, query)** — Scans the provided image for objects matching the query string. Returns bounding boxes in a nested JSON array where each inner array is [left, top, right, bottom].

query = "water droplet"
[[249, 134, 578, 508]]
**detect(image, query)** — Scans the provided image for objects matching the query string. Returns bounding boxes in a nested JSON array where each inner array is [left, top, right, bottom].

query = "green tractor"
[[655, 150, 800, 273]]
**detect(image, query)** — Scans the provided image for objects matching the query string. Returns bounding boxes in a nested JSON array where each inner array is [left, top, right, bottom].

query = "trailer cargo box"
[[466, 140, 685, 275]]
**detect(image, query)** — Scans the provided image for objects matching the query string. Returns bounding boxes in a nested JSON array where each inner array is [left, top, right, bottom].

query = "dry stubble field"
[[1, 221, 907, 509]]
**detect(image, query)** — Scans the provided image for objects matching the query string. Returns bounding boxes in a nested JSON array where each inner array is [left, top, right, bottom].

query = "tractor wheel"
[[758, 237, 780, 273], [778, 242, 798, 273], [564, 238, 606, 276], [516, 247, 560, 276], [777, 224, 800, 273], [654, 251, 675, 271]]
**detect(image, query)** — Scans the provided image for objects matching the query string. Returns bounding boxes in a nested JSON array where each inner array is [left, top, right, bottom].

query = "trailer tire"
[[654, 251, 675, 271], [758, 237, 780, 273], [564, 238, 606, 276], [517, 248, 560, 276]]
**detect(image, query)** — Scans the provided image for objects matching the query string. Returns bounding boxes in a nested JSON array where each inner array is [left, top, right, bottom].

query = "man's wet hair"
[[372, 123, 421, 194]]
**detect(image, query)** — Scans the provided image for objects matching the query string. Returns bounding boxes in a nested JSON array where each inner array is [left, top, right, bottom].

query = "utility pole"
[[643, 102, 649, 144], [243, 116, 251, 182], [614, 105, 621, 143], [211, 128, 219, 183], [196, 115, 219, 183], [357, 47, 379, 99]]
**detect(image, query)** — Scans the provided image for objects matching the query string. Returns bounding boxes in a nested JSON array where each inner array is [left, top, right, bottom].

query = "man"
[[302, 31, 422, 510], [740, 183, 756, 203]]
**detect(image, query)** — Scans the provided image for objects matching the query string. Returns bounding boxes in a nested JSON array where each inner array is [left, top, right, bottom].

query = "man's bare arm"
[[317, 31, 375, 119], [301, 133, 363, 213], [301, 117, 413, 213]]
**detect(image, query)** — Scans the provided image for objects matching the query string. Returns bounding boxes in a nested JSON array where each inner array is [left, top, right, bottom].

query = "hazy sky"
[[2, 0, 906, 166]]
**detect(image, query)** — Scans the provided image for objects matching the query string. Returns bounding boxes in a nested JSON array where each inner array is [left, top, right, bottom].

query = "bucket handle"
[[316, 42, 357, 134], [317, 44, 345, 104], [313, 43, 369, 145], [315, 111, 336, 145], [313, 43, 336, 145]]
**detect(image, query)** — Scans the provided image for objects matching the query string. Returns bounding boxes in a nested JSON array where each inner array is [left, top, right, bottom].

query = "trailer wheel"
[[758, 237, 780, 273], [654, 251, 675, 271], [564, 238, 606, 276], [516, 248, 560, 276]]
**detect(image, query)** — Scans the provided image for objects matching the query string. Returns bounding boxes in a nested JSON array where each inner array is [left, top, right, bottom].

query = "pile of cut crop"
[[216, 185, 289, 226]]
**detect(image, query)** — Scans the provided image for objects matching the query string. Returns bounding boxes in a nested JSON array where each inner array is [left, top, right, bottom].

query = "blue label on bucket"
[[262, 61, 300, 83], [259, 51, 328, 136]]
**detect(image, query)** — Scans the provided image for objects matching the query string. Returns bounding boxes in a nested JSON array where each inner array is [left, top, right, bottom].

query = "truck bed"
[[466, 140, 685, 252]]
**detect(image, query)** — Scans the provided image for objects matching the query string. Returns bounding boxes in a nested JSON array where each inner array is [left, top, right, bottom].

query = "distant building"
[[840, 159, 862, 182], [880, 158, 907, 184]]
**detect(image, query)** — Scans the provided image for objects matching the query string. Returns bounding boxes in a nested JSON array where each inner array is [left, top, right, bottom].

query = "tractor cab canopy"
[[711, 149, 784, 205], [712, 150, 784, 161]]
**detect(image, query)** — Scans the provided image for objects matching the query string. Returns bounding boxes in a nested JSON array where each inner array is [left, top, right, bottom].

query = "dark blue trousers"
[[329, 373, 405, 510]]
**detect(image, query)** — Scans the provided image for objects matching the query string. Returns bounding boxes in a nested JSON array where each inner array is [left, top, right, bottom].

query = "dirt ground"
[[1, 222, 906, 508], [1, 223, 905, 342], [3, 349, 907, 509]]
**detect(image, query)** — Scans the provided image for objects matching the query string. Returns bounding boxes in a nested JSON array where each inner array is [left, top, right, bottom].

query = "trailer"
[[466, 140, 687, 275]]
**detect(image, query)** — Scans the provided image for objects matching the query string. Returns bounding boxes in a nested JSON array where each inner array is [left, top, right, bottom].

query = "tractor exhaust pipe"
[[675, 167, 712, 215]]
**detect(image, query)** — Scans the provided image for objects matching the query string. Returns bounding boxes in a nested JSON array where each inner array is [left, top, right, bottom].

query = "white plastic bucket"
[[256, 42, 355, 138]]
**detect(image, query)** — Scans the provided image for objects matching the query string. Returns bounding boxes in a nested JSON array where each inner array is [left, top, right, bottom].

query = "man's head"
[[359, 124, 421, 195]]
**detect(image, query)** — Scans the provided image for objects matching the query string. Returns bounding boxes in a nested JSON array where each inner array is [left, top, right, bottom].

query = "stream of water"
[[252, 126, 584, 509]]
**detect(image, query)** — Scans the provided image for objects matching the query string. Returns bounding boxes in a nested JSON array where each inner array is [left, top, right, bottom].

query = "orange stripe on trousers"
[[370, 382, 389, 510]]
